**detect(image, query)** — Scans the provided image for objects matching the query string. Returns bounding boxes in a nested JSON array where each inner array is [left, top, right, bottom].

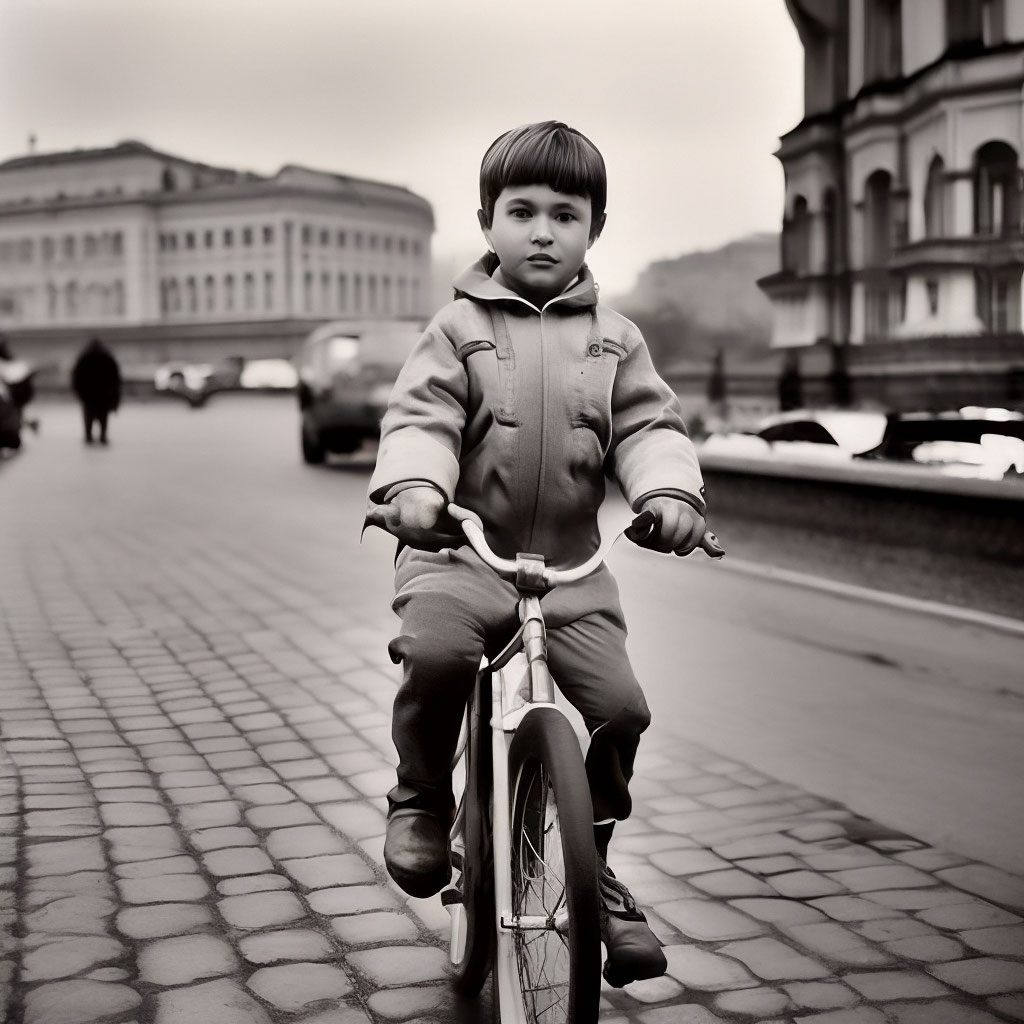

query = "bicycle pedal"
[[440, 886, 463, 907]]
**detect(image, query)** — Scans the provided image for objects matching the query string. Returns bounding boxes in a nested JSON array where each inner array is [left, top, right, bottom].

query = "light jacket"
[[368, 256, 705, 571]]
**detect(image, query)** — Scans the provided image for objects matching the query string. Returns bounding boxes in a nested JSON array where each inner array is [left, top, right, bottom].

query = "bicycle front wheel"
[[507, 707, 601, 1024]]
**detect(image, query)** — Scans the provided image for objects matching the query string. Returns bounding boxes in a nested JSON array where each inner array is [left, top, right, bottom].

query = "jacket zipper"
[[494, 291, 576, 553]]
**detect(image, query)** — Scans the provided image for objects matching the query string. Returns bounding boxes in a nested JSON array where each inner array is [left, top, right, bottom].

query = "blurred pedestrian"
[[0, 333, 39, 440], [71, 337, 121, 445]]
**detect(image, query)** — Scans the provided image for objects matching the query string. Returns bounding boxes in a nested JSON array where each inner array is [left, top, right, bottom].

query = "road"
[[8, 395, 1023, 874], [1, 395, 1022, 1024]]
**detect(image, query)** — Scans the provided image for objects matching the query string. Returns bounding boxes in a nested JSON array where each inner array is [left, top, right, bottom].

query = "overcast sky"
[[0, 0, 803, 296]]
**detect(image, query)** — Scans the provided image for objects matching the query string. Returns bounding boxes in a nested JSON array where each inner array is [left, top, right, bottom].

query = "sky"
[[0, 0, 803, 296]]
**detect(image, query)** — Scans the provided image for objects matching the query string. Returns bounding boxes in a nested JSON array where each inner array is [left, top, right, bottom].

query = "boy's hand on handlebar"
[[636, 497, 725, 558], [366, 487, 464, 551]]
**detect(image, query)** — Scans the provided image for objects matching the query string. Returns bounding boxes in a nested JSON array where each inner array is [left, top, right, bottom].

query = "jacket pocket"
[[456, 338, 518, 426], [573, 338, 624, 449]]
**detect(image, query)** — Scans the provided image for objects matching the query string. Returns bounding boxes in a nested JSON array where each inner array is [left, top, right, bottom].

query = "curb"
[[707, 555, 1024, 639]]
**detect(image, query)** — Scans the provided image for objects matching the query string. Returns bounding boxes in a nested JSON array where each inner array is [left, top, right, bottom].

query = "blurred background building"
[[758, 0, 1024, 410], [0, 140, 433, 380]]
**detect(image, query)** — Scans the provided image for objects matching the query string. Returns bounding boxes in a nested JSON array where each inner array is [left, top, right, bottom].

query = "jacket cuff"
[[368, 430, 460, 503], [632, 486, 706, 518]]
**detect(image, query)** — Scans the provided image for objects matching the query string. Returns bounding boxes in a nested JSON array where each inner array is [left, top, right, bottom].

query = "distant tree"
[[827, 341, 852, 407], [778, 349, 803, 411], [707, 348, 727, 405]]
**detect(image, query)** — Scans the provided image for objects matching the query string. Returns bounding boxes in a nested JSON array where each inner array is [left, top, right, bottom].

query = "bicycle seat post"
[[515, 552, 556, 706]]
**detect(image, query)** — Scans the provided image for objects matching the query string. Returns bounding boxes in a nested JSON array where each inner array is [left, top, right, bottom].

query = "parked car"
[[698, 410, 889, 465], [239, 358, 298, 390], [296, 319, 423, 463], [855, 409, 1024, 480]]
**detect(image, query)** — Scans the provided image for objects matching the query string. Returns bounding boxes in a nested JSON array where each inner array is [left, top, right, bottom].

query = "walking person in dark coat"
[[71, 338, 121, 445]]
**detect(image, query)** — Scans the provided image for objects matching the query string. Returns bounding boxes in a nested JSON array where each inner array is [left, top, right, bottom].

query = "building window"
[[368, 274, 378, 313], [205, 275, 216, 311], [46, 283, 58, 319], [84, 235, 97, 258], [983, 0, 1006, 45], [304, 271, 313, 312], [399, 237, 408, 255], [19, 239, 33, 263], [924, 156, 947, 237], [185, 231, 195, 250], [321, 271, 330, 310], [224, 274, 235, 312], [63, 235, 76, 261], [242, 227, 253, 247], [369, 234, 378, 251], [864, 0, 902, 84], [168, 234, 178, 253], [384, 235, 393, 253], [320, 229, 329, 246], [355, 232, 364, 250], [223, 228, 234, 248], [302, 225, 312, 246], [397, 276, 407, 314], [976, 268, 1020, 332], [783, 196, 811, 274], [353, 273, 363, 313], [926, 278, 940, 315], [864, 170, 894, 264], [168, 279, 180, 314], [338, 272, 348, 311], [263, 225, 274, 244], [111, 232, 123, 257], [264, 271, 274, 310], [337, 230, 347, 247], [65, 281, 78, 317], [973, 141, 1020, 235], [946, 0, 985, 51], [244, 273, 256, 311], [112, 280, 124, 316], [186, 276, 197, 313], [412, 239, 421, 257], [205, 230, 215, 249], [382, 275, 392, 314], [42, 238, 54, 262], [162, 167, 176, 192]]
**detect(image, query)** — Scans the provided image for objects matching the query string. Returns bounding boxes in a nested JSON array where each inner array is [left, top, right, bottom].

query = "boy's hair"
[[479, 121, 607, 231]]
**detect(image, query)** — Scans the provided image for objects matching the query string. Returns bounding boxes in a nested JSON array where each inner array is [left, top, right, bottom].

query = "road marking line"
[[703, 556, 1024, 638]]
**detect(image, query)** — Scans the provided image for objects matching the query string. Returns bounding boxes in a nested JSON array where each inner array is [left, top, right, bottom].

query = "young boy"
[[365, 121, 712, 986]]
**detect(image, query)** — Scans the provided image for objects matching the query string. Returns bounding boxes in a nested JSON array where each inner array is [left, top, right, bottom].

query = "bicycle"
[[441, 502, 724, 1024]]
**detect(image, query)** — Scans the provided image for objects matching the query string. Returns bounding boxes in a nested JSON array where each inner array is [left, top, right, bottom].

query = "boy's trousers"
[[386, 544, 651, 823]]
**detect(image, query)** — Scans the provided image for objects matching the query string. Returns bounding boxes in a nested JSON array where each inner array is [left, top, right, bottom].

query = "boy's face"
[[479, 184, 600, 306]]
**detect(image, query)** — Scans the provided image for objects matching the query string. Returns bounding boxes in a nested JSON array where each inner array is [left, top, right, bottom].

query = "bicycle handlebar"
[[448, 503, 724, 587]]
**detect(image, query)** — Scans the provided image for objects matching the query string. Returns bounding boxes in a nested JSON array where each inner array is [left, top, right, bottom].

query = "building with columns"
[[759, 0, 1024, 409], [0, 140, 433, 377]]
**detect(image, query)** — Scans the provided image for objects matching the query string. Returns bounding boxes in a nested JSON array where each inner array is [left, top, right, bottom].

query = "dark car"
[[855, 409, 1024, 480], [296, 319, 423, 463]]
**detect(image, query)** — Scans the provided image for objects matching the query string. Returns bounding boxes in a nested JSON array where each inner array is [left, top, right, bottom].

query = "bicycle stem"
[[520, 596, 556, 704]]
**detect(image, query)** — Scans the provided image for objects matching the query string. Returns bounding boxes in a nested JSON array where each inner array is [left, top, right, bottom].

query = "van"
[[296, 319, 423, 463]]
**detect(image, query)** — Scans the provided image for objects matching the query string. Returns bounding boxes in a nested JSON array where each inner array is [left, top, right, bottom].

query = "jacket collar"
[[452, 253, 599, 312]]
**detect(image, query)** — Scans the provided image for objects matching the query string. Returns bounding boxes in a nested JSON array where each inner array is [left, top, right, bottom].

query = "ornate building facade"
[[0, 141, 434, 373], [759, 0, 1024, 408]]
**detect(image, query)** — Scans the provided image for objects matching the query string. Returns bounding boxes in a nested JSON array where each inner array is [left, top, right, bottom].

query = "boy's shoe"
[[598, 860, 668, 987], [384, 808, 451, 899]]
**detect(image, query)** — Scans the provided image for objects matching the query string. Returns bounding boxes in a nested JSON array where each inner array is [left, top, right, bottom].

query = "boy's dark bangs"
[[499, 131, 605, 209]]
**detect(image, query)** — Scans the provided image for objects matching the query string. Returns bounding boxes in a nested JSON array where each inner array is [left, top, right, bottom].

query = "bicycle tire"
[[449, 669, 495, 994], [507, 707, 601, 1024]]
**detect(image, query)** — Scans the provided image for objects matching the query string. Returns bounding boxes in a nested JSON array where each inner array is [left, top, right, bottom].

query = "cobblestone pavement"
[[0, 399, 1022, 1023]]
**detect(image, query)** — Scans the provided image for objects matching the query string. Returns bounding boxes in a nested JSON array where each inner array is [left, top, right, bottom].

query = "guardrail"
[[699, 453, 1024, 564]]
